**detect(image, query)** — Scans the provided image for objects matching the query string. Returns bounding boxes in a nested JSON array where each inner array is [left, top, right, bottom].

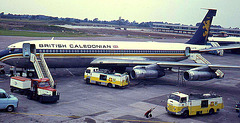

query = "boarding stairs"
[[188, 53, 224, 78], [209, 42, 224, 56], [30, 53, 55, 88]]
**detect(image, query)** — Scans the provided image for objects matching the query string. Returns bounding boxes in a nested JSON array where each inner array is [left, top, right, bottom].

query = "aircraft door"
[[185, 47, 191, 57], [23, 43, 36, 58], [30, 44, 36, 54], [23, 43, 31, 58]]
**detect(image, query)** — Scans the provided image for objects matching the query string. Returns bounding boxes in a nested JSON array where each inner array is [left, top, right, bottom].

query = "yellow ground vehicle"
[[166, 92, 224, 117], [84, 67, 130, 88]]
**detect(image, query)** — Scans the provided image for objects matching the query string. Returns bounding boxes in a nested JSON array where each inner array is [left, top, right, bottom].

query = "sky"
[[1, 0, 240, 28]]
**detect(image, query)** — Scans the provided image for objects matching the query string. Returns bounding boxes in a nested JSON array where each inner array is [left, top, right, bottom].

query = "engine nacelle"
[[183, 70, 217, 81], [130, 68, 165, 79]]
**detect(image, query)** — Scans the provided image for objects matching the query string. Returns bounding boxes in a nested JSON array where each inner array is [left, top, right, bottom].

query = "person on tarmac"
[[144, 108, 153, 118]]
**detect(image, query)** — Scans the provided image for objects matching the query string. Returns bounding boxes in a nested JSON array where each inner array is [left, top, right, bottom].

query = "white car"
[[0, 88, 18, 112]]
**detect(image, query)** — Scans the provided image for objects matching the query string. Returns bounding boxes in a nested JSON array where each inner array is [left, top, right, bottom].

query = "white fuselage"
[[0, 40, 210, 68]]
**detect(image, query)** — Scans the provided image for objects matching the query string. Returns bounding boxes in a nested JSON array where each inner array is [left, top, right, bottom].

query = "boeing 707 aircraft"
[[1, 9, 240, 81]]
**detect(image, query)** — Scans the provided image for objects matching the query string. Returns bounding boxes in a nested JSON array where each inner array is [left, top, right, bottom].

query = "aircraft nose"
[[0, 49, 9, 61]]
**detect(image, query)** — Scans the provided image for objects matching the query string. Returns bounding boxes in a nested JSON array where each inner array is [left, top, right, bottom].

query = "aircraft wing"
[[199, 44, 240, 52], [90, 58, 240, 70]]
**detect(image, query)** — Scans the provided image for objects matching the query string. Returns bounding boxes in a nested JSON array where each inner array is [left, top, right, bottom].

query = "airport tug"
[[84, 67, 130, 88], [166, 92, 224, 117], [10, 76, 59, 103]]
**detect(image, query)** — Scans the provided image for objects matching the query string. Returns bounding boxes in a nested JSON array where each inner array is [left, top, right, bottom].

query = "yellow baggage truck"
[[84, 67, 130, 88], [166, 92, 224, 117]]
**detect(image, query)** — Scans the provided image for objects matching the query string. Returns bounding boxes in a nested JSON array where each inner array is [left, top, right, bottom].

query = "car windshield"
[[38, 82, 50, 87], [169, 94, 180, 102]]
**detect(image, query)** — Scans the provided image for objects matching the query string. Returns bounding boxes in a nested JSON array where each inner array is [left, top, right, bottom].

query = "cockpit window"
[[10, 48, 15, 51]]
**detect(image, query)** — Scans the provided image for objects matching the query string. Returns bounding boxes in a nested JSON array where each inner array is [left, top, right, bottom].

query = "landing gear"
[[27, 71, 35, 78]]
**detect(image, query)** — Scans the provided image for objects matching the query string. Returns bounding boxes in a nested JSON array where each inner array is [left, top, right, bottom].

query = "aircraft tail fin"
[[186, 9, 217, 45]]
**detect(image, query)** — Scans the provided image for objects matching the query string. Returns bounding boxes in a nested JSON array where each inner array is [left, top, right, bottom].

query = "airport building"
[[152, 23, 240, 37]]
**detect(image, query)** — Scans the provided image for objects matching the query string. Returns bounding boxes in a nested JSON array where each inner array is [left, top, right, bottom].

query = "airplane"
[[209, 36, 240, 53], [1, 9, 240, 82]]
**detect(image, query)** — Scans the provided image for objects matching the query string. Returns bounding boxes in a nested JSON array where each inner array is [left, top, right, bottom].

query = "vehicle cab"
[[32, 78, 57, 97], [166, 92, 189, 115], [84, 67, 99, 79], [0, 88, 18, 112]]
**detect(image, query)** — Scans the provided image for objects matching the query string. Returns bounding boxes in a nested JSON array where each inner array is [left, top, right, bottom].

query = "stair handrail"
[[39, 54, 55, 88], [30, 53, 44, 78]]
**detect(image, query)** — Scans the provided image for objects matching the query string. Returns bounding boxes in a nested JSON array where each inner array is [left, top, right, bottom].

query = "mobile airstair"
[[209, 42, 224, 56], [30, 53, 55, 88], [189, 53, 224, 78]]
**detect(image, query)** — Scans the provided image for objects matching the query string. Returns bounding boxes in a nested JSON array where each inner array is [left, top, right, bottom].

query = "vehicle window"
[[100, 75, 107, 81], [201, 100, 208, 108], [0, 93, 7, 98], [169, 94, 180, 102], [38, 82, 50, 87], [86, 69, 91, 73], [180, 97, 187, 103]]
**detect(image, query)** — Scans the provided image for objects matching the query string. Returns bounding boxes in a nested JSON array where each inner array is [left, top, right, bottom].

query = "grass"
[[0, 29, 101, 37], [0, 18, 102, 37]]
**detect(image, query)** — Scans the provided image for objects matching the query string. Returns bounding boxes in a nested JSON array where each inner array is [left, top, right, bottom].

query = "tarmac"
[[0, 36, 240, 123]]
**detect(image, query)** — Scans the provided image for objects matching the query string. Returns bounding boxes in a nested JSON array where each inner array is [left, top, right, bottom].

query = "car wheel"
[[6, 106, 14, 112], [182, 110, 189, 118], [209, 109, 214, 115], [107, 83, 112, 88], [86, 79, 90, 84]]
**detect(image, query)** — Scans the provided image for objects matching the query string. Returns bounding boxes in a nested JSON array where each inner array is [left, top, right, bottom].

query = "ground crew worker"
[[144, 106, 157, 118], [144, 108, 153, 118]]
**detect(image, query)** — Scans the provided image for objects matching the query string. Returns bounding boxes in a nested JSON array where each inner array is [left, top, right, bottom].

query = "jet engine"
[[130, 64, 165, 79], [183, 66, 218, 81]]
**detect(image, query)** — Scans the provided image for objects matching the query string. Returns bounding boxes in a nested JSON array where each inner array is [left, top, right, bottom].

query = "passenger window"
[[100, 75, 107, 81], [201, 100, 208, 108]]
